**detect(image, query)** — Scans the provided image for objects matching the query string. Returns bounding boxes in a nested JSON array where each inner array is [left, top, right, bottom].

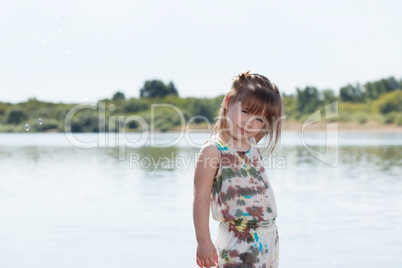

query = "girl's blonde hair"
[[211, 70, 284, 156]]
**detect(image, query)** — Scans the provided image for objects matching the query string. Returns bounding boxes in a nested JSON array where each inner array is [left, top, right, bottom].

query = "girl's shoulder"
[[206, 135, 227, 151], [200, 137, 220, 158], [196, 138, 220, 176]]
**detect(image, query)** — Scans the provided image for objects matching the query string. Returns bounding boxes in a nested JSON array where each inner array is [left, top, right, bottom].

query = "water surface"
[[0, 132, 401, 267]]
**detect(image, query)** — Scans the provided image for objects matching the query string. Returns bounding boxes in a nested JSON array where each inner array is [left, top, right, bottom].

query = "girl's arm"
[[193, 142, 220, 268]]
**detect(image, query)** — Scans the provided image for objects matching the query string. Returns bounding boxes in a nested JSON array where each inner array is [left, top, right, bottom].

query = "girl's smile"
[[238, 126, 249, 135]]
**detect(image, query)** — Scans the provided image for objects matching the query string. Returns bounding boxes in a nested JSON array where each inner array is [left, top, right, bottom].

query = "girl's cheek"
[[254, 121, 265, 130]]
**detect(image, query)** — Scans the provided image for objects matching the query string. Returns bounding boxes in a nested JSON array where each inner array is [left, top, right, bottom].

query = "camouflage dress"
[[207, 134, 279, 268]]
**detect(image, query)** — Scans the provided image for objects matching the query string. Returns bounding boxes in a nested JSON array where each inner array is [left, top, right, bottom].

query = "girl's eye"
[[242, 110, 249, 114], [256, 118, 263, 123]]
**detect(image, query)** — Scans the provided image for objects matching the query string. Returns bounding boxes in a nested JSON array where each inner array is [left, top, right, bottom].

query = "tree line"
[[283, 76, 402, 123], [0, 76, 401, 132]]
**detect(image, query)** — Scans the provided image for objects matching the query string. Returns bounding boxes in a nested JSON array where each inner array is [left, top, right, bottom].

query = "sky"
[[0, 0, 401, 104]]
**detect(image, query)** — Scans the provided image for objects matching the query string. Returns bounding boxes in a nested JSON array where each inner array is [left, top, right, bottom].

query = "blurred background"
[[0, 0, 401, 267]]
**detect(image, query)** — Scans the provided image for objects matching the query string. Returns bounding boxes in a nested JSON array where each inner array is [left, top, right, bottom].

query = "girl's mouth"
[[239, 127, 248, 135]]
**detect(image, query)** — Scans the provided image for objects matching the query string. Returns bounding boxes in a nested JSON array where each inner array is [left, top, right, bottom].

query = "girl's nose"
[[243, 117, 252, 128]]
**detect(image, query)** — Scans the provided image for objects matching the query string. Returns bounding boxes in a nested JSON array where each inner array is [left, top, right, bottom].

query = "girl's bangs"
[[236, 87, 278, 119]]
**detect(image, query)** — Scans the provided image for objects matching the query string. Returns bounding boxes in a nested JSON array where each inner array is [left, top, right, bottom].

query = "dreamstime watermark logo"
[[301, 101, 339, 167], [63, 100, 339, 167]]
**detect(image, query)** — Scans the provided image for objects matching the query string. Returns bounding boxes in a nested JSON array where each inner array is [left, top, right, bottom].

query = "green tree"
[[0, 102, 9, 120], [339, 83, 365, 102], [140, 80, 179, 98], [364, 77, 400, 100], [166, 82, 179, 96], [282, 93, 297, 119], [322, 89, 338, 105], [364, 82, 378, 100], [112, 91, 126, 100], [5, 108, 28, 124], [188, 98, 216, 123], [383, 77, 400, 92], [296, 86, 322, 114]]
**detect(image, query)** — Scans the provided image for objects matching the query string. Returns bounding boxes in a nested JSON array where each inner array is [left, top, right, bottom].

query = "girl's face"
[[224, 100, 266, 142]]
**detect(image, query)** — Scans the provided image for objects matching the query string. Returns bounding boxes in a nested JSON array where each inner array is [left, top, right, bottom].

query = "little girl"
[[193, 71, 284, 268]]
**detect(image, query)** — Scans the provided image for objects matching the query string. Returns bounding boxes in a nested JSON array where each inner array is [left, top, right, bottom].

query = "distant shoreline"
[[281, 120, 402, 133], [2, 120, 401, 134], [174, 120, 402, 134]]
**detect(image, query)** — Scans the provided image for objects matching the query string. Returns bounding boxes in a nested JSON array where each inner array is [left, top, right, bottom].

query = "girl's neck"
[[218, 131, 251, 152]]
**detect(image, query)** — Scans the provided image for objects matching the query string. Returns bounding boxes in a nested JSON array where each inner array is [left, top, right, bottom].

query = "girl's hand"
[[196, 240, 219, 268]]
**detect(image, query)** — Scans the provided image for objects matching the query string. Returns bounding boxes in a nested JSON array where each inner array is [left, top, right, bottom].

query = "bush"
[[0, 123, 21, 132], [124, 98, 150, 113], [395, 114, 402, 126], [354, 112, 368, 124], [384, 112, 397, 124], [373, 91, 402, 114], [368, 113, 385, 123], [40, 118, 60, 131], [339, 112, 352, 122], [69, 111, 99, 132], [0, 103, 9, 119], [339, 102, 370, 114], [155, 120, 175, 132], [383, 112, 402, 125], [5, 108, 28, 124], [152, 106, 184, 131]]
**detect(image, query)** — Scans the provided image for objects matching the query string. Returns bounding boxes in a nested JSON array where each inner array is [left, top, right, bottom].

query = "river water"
[[0, 132, 401, 267]]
